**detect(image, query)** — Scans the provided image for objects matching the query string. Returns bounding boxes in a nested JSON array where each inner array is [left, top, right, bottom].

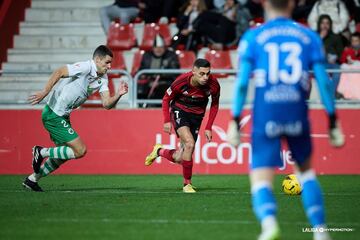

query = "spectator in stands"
[[100, 0, 140, 35], [292, 0, 317, 22], [340, 32, 360, 64], [243, 0, 264, 20], [171, 0, 207, 52], [214, 0, 252, 44], [338, 32, 360, 99], [193, 0, 238, 50], [343, 0, 360, 31], [140, 0, 186, 24], [137, 34, 180, 107], [308, 0, 350, 35], [317, 14, 344, 97], [234, 1, 252, 42]]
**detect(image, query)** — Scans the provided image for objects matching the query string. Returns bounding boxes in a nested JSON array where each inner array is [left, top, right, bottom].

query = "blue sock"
[[299, 170, 326, 227], [252, 182, 277, 222]]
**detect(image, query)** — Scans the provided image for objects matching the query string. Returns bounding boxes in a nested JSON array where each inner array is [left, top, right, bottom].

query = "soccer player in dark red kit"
[[145, 58, 220, 193]]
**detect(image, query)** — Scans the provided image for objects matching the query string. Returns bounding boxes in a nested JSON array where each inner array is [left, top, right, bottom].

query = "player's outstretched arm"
[[163, 122, 172, 134], [227, 59, 252, 147], [205, 130, 212, 142], [28, 66, 69, 105], [313, 62, 345, 147], [227, 117, 241, 146], [101, 80, 128, 109], [205, 86, 220, 142]]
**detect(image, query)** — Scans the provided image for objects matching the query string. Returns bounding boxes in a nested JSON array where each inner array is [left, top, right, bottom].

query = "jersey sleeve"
[[238, 30, 256, 63], [162, 81, 179, 123], [205, 80, 220, 130], [308, 31, 326, 65], [67, 61, 91, 77]]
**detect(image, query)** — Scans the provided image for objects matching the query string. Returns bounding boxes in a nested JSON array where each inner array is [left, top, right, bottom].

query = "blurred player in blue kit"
[[227, 0, 345, 240]]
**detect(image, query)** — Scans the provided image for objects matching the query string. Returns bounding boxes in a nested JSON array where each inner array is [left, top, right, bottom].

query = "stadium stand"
[[131, 50, 145, 76], [140, 23, 172, 51], [175, 50, 196, 69], [107, 23, 137, 50], [0, 0, 359, 109], [110, 50, 127, 73], [204, 50, 233, 78]]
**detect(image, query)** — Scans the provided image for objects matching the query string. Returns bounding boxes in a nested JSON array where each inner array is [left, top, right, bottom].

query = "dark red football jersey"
[[162, 71, 220, 130]]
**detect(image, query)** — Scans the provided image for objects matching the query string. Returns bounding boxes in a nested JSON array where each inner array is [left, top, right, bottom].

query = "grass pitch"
[[0, 175, 359, 240]]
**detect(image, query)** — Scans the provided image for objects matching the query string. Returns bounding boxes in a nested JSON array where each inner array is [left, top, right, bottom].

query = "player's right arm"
[[28, 66, 69, 105], [162, 81, 179, 134]]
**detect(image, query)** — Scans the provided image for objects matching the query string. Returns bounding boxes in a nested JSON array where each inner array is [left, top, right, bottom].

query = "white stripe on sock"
[[251, 181, 273, 194], [59, 146, 65, 159], [298, 169, 316, 185]]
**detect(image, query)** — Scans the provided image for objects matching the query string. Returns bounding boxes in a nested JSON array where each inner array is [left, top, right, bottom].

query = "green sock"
[[38, 158, 66, 179]]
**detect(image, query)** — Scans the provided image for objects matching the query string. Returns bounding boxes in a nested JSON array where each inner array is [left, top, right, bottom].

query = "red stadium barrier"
[[0, 0, 31, 67], [0, 109, 359, 175]]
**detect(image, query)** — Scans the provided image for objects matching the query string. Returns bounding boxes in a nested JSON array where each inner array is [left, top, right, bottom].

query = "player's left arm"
[[311, 30, 345, 147], [204, 82, 220, 142], [313, 63, 345, 147], [100, 80, 128, 109]]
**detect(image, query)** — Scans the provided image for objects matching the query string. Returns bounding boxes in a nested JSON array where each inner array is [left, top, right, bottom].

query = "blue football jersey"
[[238, 17, 326, 136]]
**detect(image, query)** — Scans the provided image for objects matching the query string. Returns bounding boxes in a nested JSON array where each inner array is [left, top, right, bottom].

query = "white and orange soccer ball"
[[282, 174, 302, 195]]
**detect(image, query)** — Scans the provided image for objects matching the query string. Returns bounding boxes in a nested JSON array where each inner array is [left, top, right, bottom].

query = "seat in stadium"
[[131, 50, 145, 76], [107, 23, 137, 50], [140, 23, 172, 51], [176, 50, 196, 69], [204, 50, 232, 78], [111, 51, 126, 72]]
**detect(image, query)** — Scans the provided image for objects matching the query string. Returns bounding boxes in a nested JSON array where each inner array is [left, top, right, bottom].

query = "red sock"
[[159, 149, 176, 163], [182, 160, 193, 185]]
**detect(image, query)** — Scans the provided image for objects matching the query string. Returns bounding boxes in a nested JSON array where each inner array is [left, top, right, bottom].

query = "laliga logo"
[[154, 114, 294, 170]]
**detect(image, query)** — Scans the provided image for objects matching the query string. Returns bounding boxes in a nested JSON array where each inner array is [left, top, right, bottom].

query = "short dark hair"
[[352, 32, 360, 39], [93, 45, 113, 59], [268, 0, 291, 10], [193, 58, 211, 68]]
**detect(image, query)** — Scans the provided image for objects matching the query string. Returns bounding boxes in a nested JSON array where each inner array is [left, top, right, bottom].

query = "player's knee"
[[173, 153, 182, 163], [74, 146, 87, 158], [183, 140, 195, 152]]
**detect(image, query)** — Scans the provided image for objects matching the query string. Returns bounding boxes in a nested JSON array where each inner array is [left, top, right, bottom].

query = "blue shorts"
[[251, 130, 312, 169]]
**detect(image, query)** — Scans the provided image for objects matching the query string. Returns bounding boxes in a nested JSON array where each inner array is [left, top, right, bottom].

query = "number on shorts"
[[174, 110, 180, 119]]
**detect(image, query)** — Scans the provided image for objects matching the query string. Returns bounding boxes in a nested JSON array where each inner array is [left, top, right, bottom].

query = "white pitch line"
[[0, 189, 359, 196], [2, 217, 359, 227]]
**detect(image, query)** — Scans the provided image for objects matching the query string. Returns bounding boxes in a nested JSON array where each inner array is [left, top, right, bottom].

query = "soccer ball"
[[282, 174, 302, 195]]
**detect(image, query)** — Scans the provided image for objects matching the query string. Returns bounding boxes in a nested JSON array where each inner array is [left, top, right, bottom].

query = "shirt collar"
[[90, 59, 98, 77]]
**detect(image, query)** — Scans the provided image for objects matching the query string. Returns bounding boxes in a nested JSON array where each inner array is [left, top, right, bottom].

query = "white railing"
[[0, 68, 360, 108]]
